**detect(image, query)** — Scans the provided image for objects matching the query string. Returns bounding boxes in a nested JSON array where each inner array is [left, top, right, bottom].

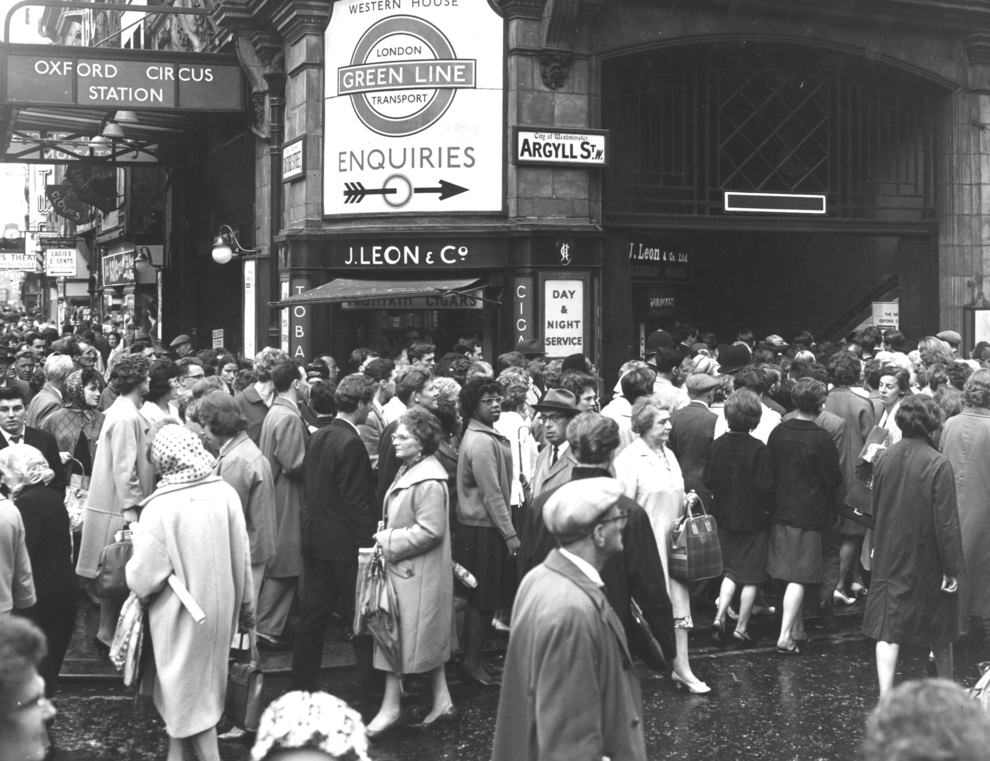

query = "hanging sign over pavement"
[[3, 45, 245, 112], [324, 1, 505, 215], [45, 249, 78, 277]]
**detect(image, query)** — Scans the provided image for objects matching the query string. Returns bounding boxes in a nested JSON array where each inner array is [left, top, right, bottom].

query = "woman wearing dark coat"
[[863, 394, 964, 696], [1, 444, 76, 696], [766, 378, 843, 655], [706, 388, 774, 645]]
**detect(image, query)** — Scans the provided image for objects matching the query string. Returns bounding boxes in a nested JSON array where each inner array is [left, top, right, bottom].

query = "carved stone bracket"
[[497, 0, 546, 20], [270, 0, 332, 46], [540, 50, 573, 89]]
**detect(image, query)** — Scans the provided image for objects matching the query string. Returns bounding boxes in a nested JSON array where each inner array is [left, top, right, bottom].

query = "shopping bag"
[[668, 491, 723, 582], [109, 591, 148, 687], [226, 632, 264, 732], [63, 457, 89, 533], [355, 544, 402, 674]]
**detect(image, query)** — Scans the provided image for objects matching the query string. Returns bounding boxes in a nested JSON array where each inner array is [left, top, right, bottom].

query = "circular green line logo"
[[339, 15, 476, 137]]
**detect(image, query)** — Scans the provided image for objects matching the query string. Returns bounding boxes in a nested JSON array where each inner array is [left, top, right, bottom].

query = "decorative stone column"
[[938, 33, 990, 339]]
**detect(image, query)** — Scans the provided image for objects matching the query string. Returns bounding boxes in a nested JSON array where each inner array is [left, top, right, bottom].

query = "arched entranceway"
[[601, 40, 948, 343]]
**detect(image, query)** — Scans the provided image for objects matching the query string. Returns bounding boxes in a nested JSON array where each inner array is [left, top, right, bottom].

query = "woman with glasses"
[[454, 376, 515, 687], [614, 395, 710, 693], [365, 408, 456, 737]]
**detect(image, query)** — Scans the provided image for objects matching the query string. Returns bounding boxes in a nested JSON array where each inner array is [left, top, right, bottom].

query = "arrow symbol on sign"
[[413, 180, 468, 200], [342, 182, 396, 204]]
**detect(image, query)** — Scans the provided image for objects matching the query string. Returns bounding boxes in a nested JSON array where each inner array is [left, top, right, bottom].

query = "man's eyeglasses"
[[597, 509, 629, 528], [479, 396, 503, 405]]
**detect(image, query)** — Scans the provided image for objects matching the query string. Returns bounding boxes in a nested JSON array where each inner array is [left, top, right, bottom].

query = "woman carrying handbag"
[[365, 408, 456, 739]]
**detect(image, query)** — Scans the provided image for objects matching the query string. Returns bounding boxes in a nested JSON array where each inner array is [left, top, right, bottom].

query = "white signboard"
[[324, 0, 504, 215], [544, 279, 584, 357], [45, 248, 77, 277], [280, 280, 290, 354], [0, 253, 39, 271], [872, 301, 899, 330], [514, 128, 609, 167], [212, 329, 224, 349], [243, 259, 256, 359]]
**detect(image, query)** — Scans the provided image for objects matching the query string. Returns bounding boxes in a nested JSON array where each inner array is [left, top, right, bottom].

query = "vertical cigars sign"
[[324, 0, 505, 215]]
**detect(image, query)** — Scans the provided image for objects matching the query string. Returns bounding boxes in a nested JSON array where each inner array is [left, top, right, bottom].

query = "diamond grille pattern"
[[717, 69, 830, 193], [601, 44, 937, 220]]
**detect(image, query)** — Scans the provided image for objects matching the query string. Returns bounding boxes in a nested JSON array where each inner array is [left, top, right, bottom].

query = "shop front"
[[97, 245, 158, 341], [272, 232, 602, 365]]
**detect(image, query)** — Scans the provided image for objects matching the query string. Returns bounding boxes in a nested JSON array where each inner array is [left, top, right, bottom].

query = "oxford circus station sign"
[[3, 46, 244, 112]]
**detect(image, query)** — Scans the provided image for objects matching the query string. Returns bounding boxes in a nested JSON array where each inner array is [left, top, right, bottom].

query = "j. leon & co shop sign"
[[3, 45, 244, 111]]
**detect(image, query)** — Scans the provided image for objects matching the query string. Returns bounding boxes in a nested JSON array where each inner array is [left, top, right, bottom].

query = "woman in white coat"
[[126, 423, 253, 761], [614, 395, 710, 694], [76, 354, 155, 651]]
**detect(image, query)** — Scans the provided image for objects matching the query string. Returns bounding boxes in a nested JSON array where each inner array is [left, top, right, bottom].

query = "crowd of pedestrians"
[[1, 317, 990, 760]]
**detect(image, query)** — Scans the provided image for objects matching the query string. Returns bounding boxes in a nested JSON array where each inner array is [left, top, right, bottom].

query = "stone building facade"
[[214, 0, 990, 376]]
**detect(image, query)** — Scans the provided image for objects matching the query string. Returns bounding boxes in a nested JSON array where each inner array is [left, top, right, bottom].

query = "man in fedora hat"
[[531, 388, 580, 498], [493, 477, 647, 761]]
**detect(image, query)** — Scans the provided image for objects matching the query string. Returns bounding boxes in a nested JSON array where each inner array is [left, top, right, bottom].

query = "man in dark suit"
[[291, 373, 378, 691], [0, 387, 66, 498], [668, 374, 720, 505]]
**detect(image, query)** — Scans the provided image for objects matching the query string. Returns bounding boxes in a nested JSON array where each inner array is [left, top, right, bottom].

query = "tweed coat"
[[863, 437, 964, 646], [258, 397, 307, 578], [76, 395, 155, 578], [530, 441, 577, 499], [373, 455, 454, 674], [492, 549, 647, 761], [668, 400, 717, 503], [126, 477, 252, 739], [939, 408, 990, 626], [214, 431, 277, 568]]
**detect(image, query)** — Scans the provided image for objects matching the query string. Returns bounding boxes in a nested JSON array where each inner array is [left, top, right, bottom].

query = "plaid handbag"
[[668, 491, 723, 582]]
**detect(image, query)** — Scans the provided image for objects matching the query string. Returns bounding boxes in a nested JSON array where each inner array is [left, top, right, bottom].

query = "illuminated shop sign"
[[324, 1, 505, 215], [4, 46, 245, 111]]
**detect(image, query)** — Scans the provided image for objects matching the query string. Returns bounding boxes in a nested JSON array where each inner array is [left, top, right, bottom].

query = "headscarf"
[[150, 423, 215, 486], [0, 443, 54, 496], [250, 691, 369, 761], [63, 369, 89, 410]]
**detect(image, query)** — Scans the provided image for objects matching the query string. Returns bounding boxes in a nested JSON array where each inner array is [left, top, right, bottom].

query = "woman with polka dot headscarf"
[[126, 422, 253, 761]]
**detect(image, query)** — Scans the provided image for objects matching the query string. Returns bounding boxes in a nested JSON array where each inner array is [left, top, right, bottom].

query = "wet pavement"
[[47, 594, 990, 761]]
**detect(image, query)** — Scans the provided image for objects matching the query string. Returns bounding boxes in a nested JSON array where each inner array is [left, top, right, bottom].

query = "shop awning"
[[270, 277, 484, 308]]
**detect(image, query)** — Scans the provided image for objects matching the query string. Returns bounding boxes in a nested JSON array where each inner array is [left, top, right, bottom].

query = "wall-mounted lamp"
[[211, 224, 260, 264]]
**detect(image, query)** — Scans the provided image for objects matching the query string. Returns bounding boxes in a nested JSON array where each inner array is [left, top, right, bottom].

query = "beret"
[[543, 477, 624, 544], [936, 330, 961, 346], [685, 373, 721, 393]]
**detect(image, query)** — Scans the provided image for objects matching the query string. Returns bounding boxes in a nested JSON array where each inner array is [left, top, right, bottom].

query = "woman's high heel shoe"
[[671, 672, 711, 694]]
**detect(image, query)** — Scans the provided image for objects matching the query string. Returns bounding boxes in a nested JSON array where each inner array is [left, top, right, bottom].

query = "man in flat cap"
[[530, 388, 580, 497], [493, 477, 647, 761], [169, 333, 195, 358], [668, 373, 721, 505], [936, 330, 961, 358]]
